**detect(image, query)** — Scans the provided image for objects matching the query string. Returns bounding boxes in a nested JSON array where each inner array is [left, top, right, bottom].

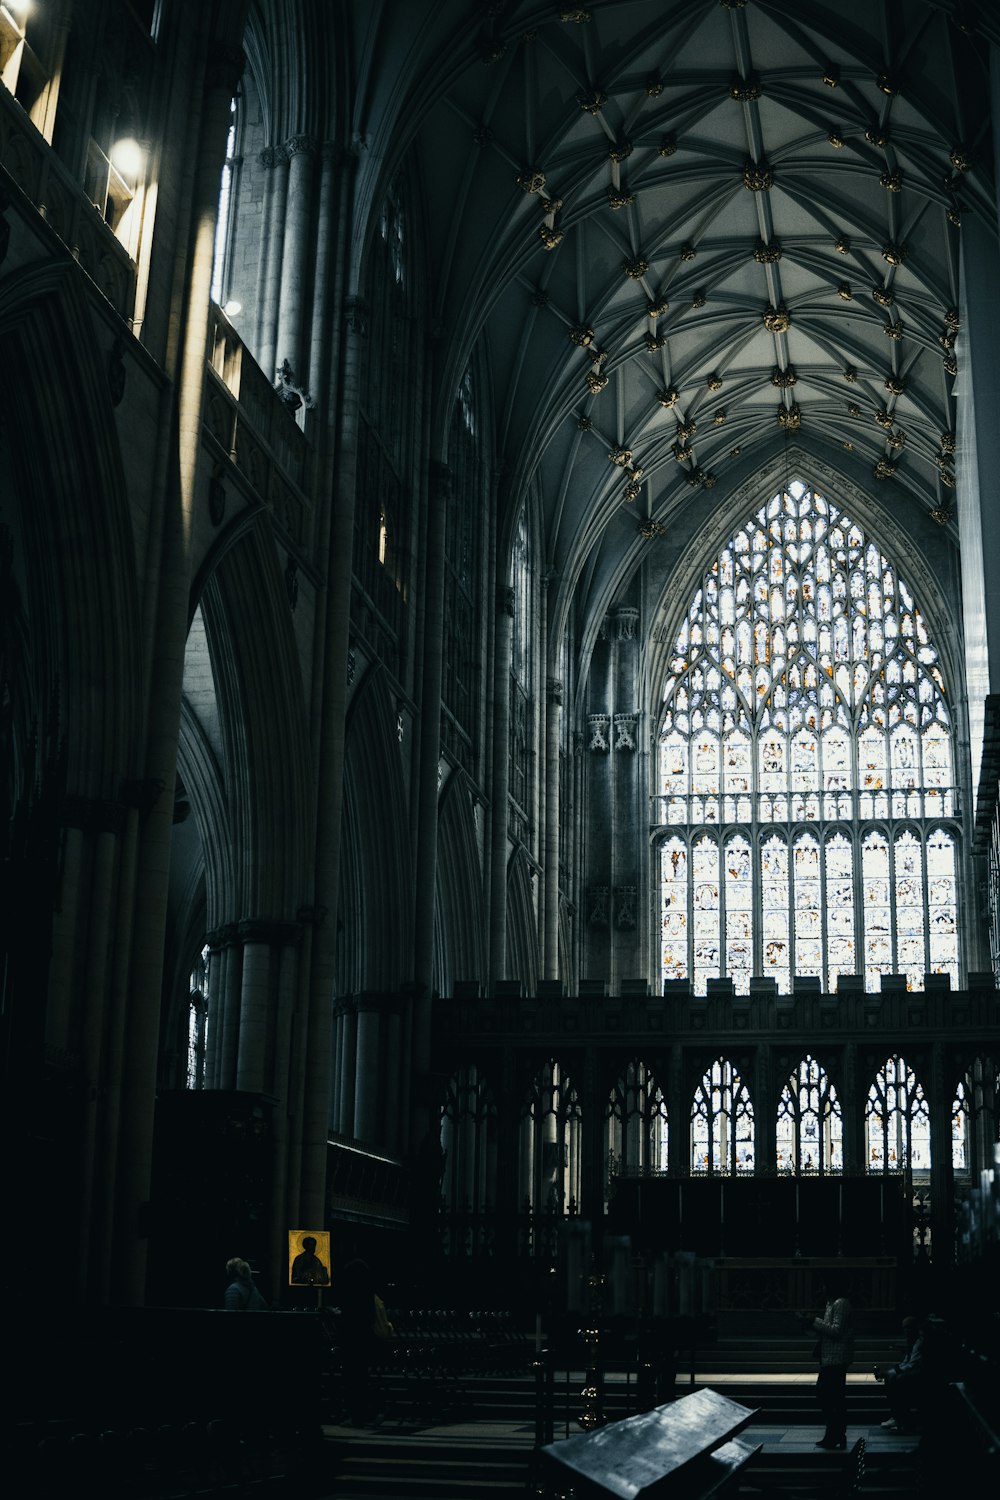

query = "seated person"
[[875, 1316, 926, 1432]]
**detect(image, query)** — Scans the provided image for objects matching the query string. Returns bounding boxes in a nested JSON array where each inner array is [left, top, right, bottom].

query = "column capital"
[[284, 133, 320, 159]]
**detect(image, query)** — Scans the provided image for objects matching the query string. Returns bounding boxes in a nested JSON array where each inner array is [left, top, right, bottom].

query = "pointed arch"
[[690, 1056, 755, 1176], [865, 1055, 932, 1173], [775, 1055, 843, 1175], [605, 1058, 669, 1208], [653, 477, 961, 993], [0, 260, 142, 799]]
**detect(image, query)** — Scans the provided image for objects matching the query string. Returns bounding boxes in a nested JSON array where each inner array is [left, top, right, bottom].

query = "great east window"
[[656, 480, 960, 995]]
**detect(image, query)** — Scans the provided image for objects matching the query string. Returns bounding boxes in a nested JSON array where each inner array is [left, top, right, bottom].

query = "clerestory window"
[[656, 480, 960, 994]]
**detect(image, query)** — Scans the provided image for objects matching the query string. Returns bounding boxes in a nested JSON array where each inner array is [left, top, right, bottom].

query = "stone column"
[[489, 585, 514, 987], [338, 1000, 358, 1138], [306, 143, 341, 408], [115, 41, 245, 1303], [544, 677, 563, 977], [275, 135, 317, 390], [299, 289, 365, 1219], [412, 461, 451, 1127], [237, 932, 273, 1092], [353, 995, 382, 1144], [256, 145, 290, 383]]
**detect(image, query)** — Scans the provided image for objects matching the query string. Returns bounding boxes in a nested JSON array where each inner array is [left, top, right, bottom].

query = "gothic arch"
[[0, 260, 141, 800], [339, 662, 414, 994], [196, 516, 312, 922]]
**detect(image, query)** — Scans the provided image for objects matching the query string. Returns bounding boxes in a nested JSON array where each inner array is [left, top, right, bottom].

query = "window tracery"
[[865, 1054, 931, 1172], [519, 1059, 582, 1220], [605, 1059, 668, 1206], [441, 1065, 496, 1214], [657, 481, 959, 993], [776, 1055, 843, 1174], [691, 1058, 754, 1174]]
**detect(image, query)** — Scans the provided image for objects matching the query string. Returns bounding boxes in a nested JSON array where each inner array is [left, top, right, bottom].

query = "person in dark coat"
[[224, 1256, 268, 1310]]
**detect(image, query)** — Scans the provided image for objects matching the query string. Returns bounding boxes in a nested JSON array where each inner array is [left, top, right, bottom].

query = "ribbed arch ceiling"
[[378, 0, 995, 633]]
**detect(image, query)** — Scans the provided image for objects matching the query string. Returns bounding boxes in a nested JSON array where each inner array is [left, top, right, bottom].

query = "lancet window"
[[657, 481, 959, 994], [605, 1060, 669, 1206], [186, 944, 210, 1090], [519, 1060, 582, 1220], [776, 1056, 843, 1174], [865, 1055, 931, 1172], [441, 1065, 497, 1218], [690, 1058, 754, 1174]]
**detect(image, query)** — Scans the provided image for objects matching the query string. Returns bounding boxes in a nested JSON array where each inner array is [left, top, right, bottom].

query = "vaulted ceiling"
[[352, 0, 995, 642]]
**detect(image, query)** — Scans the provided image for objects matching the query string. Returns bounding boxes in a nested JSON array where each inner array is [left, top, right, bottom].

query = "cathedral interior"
[[2, 0, 1000, 1491]]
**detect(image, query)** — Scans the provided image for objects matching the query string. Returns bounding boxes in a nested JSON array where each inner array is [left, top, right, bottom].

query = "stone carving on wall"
[[614, 714, 637, 750], [275, 359, 316, 412], [616, 607, 639, 641], [615, 885, 637, 929], [588, 886, 609, 927], [588, 713, 610, 751]]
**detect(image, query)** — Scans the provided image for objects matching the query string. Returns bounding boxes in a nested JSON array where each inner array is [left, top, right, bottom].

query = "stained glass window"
[[865, 1055, 931, 1172], [605, 1060, 669, 1206], [656, 481, 959, 993], [691, 1058, 755, 1174], [776, 1056, 843, 1174]]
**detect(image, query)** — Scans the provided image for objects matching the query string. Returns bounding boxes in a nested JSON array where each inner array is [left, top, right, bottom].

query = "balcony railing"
[[0, 84, 137, 321]]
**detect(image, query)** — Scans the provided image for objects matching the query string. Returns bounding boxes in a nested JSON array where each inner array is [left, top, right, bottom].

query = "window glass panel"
[[793, 833, 822, 979], [825, 833, 855, 989], [725, 835, 753, 993], [863, 831, 892, 990], [692, 835, 721, 993], [661, 837, 688, 983], [761, 833, 790, 993], [894, 830, 925, 989], [926, 829, 959, 985]]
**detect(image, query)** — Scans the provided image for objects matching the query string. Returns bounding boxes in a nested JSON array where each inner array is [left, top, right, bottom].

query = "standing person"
[[224, 1256, 268, 1310], [802, 1275, 854, 1450]]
